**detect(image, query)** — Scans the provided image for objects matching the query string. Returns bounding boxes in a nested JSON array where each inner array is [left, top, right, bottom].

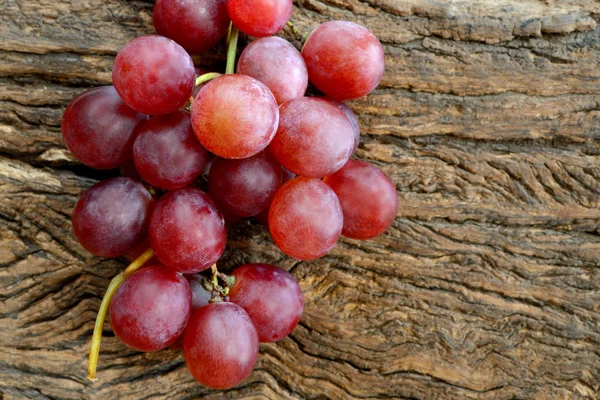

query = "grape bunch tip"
[[61, 0, 397, 390]]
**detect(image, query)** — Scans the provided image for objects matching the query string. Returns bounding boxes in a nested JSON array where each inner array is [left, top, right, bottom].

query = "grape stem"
[[286, 21, 306, 43], [195, 72, 222, 87], [225, 26, 239, 74], [87, 248, 155, 381]]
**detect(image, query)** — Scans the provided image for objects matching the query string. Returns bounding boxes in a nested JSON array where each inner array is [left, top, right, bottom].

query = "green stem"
[[225, 26, 239, 74], [87, 248, 155, 381], [195, 72, 222, 86]]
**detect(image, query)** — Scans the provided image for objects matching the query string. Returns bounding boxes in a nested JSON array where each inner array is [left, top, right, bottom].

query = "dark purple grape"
[[113, 35, 195, 115], [149, 187, 226, 273], [153, 0, 230, 54], [208, 151, 281, 217], [302, 21, 385, 100], [61, 86, 147, 169], [238, 36, 307, 105], [109, 266, 191, 351], [72, 177, 154, 258], [269, 177, 343, 260], [133, 111, 209, 190], [229, 263, 303, 342], [183, 302, 258, 389], [324, 160, 397, 239]]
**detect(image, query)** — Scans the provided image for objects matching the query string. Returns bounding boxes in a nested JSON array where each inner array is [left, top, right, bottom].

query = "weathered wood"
[[1, 0, 600, 399]]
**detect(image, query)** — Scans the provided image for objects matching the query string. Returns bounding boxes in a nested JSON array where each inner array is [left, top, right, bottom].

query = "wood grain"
[[1, 0, 600, 399]]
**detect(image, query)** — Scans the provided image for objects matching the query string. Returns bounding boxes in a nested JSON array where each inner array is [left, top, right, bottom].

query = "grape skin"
[[269, 97, 354, 178], [61, 86, 147, 170], [149, 187, 226, 273], [113, 35, 195, 115], [153, 0, 230, 54], [208, 151, 282, 217], [229, 263, 303, 342], [326, 98, 360, 153], [302, 21, 385, 100], [226, 0, 291, 37], [238, 36, 308, 105], [323, 160, 398, 239], [72, 177, 154, 258], [183, 302, 259, 389], [109, 266, 191, 351], [133, 111, 209, 190], [268, 177, 343, 260], [191, 74, 279, 159]]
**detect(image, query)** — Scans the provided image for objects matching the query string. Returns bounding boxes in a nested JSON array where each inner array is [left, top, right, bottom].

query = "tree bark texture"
[[1, 0, 600, 399]]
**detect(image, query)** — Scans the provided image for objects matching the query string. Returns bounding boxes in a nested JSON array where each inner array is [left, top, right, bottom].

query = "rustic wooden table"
[[2, 0, 600, 399]]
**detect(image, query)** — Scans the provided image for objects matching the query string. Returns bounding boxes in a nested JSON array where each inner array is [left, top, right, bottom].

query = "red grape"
[[255, 164, 295, 226], [149, 187, 226, 273], [133, 111, 209, 190], [72, 177, 154, 258], [61, 86, 147, 169], [269, 97, 354, 178], [109, 266, 191, 351], [326, 98, 360, 153], [191, 74, 278, 159], [269, 178, 343, 260], [125, 237, 161, 265], [183, 302, 258, 389], [302, 21, 385, 100], [153, 0, 230, 54], [120, 158, 141, 181], [186, 274, 213, 309], [113, 35, 195, 115], [238, 37, 307, 105], [323, 160, 397, 239], [208, 151, 281, 217], [229, 264, 303, 342], [226, 0, 291, 37]]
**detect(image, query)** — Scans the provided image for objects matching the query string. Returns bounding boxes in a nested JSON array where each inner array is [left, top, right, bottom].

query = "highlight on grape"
[[61, 0, 397, 389]]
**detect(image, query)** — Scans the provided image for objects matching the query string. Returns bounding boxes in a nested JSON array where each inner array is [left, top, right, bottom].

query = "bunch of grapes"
[[62, 0, 397, 390]]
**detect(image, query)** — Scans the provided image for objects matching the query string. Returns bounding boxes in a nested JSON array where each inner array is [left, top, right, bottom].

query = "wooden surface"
[[2, 0, 600, 399]]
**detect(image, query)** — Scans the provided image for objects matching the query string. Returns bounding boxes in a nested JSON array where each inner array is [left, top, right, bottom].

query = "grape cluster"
[[62, 0, 397, 390]]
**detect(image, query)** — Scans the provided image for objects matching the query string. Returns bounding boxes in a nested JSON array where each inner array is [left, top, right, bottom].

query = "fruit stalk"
[[195, 72, 222, 87], [225, 26, 239, 74], [88, 247, 155, 381]]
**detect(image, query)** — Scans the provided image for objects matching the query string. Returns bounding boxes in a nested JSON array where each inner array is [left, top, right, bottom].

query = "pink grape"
[[153, 0, 230, 54], [269, 178, 343, 260], [326, 98, 360, 153], [113, 35, 195, 115], [269, 97, 354, 178], [149, 187, 226, 273], [302, 21, 385, 100], [229, 263, 303, 342], [208, 151, 281, 217], [238, 36, 308, 105], [109, 266, 191, 351], [72, 177, 154, 258], [191, 74, 278, 159], [256, 164, 295, 226], [226, 0, 291, 37], [61, 86, 147, 169], [324, 160, 397, 239], [183, 302, 259, 389], [133, 111, 209, 190]]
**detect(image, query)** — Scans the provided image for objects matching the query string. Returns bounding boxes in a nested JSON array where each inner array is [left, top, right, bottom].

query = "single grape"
[[226, 0, 291, 37], [208, 151, 281, 217], [269, 97, 354, 178], [238, 37, 308, 105], [268, 178, 343, 260], [61, 86, 147, 170], [149, 187, 226, 273], [72, 177, 154, 258], [191, 74, 278, 159], [326, 98, 360, 153], [153, 0, 230, 54], [133, 111, 209, 190], [109, 266, 191, 351], [229, 264, 303, 342], [183, 302, 258, 389], [113, 35, 195, 115], [323, 160, 397, 239], [302, 21, 385, 100], [120, 158, 141, 181]]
